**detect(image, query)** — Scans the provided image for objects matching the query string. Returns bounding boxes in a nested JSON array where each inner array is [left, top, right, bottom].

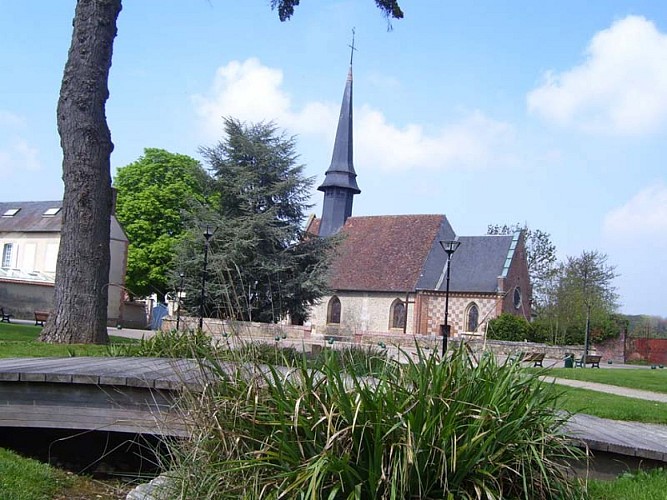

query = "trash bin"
[[564, 354, 574, 368]]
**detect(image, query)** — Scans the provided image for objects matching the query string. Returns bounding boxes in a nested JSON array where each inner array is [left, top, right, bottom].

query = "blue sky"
[[1, 1, 666, 316]]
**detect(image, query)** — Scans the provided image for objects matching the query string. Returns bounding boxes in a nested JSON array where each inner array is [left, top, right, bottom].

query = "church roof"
[[417, 234, 516, 293], [317, 67, 360, 194], [306, 214, 518, 295], [311, 214, 456, 293]]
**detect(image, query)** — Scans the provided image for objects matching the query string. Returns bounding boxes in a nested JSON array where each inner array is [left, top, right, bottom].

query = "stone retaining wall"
[[161, 316, 624, 361]]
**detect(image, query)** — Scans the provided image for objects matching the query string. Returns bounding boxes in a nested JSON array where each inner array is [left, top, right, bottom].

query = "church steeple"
[[318, 34, 361, 237]]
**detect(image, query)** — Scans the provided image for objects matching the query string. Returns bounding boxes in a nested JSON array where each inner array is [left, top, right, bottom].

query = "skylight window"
[[42, 207, 61, 217], [2, 208, 20, 217]]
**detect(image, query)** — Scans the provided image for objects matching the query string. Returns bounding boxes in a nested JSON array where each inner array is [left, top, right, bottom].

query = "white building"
[[0, 200, 129, 324]]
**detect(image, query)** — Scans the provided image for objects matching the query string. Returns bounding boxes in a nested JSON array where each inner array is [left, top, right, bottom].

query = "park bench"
[[0, 308, 11, 323], [575, 354, 602, 368], [521, 352, 545, 367], [34, 311, 49, 326]]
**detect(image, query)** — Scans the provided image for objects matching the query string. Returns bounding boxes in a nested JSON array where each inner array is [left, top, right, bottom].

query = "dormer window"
[[42, 207, 61, 217], [2, 208, 20, 217]]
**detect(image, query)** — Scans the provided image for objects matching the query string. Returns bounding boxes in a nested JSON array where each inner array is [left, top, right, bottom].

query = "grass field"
[[0, 322, 137, 358], [553, 386, 667, 424], [0, 447, 131, 499], [546, 367, 667, 394]]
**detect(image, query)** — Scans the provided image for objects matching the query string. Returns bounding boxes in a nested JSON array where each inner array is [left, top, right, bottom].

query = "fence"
[[626, 338, 667, 365]]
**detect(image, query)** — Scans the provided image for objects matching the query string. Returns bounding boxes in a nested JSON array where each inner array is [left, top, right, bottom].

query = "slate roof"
[[317, 67, 360, 194], [311, 214, 456, 292], [417, 234, 515, 294], [307, 214, 518, 295], [0, 201, 63, 233]]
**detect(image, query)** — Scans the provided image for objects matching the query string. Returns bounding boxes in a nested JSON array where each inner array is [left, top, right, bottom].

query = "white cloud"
[[192, 58, 336, 140], [194, 58, 515, 171], [603, 182, 667, 240], [0, 137, 41, 175], [0, 110, 26, 129], [528, 16, 667, 135], [0, 112, 40, 175], [356, 107, 514, 171]]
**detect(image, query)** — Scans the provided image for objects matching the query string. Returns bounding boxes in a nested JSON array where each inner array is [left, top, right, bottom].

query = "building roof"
[[0, 201, 63, 233], [307, 213, 519, 295], [314, 214, 456, 293], [417, 234, 515, 293]]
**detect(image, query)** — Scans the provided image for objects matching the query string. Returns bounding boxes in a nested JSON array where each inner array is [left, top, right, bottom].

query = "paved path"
[[545, 376, 667, 462], [547, 377, 667, 403]]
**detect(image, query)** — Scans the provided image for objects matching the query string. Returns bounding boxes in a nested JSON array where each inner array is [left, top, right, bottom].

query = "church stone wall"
[[310, 292, 416, 336], [420, 292, 498, 337]]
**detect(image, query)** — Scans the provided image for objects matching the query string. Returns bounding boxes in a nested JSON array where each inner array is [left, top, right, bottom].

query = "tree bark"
[[39, 0, 122, 344]]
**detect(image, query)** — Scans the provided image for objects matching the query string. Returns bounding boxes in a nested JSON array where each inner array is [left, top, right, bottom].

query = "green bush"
[[487, 313, 533, 341], [168, 344, 583, 499], [108, 329, 216, 358]]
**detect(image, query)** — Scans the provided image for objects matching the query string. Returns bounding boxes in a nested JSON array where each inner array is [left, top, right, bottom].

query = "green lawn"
[[0, 322, 138, 358], [552, 386, 667, 424], [546, 367, 667, 394], [0, 447, 131, 499], [587, 469, 667, 499]]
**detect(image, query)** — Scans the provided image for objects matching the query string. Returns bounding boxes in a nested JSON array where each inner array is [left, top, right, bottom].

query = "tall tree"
[[560, 250, 619, 358], [177, 118, 334, 324], [40, 0, 122, 344], [487, 223, 558, 309], [42, 0, 402, 344], [114, 148, 210, 300]]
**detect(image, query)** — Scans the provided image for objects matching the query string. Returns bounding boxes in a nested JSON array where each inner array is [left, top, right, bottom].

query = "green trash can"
[[564, 354, 574, 368]]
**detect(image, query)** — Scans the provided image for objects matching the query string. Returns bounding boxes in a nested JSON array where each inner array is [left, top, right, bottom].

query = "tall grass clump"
[[166, 343, 583, 499], [108, 329, 217, 358]]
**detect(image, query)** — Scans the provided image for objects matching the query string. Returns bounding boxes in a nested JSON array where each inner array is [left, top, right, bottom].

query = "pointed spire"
[[317, 31, 361, 236], [318, 30, 360, 195]]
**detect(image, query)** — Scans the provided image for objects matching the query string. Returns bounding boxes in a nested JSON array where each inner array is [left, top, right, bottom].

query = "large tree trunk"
[[39, 0, 122, 344]]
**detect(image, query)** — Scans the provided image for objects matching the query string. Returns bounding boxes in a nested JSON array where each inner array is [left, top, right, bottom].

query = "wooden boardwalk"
[[0, 357, 666, 466], [0, 357, 207, 437], [566, 413, 667, 463]]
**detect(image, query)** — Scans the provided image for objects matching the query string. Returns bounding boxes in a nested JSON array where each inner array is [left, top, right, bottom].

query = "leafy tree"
[[177, 118, 335, 324], [42, 0, 403, 344], [560, 250, 619, 356], [487, 223, 558, 309], [114, 148, 210, 300], [535, 251, 619, 346]]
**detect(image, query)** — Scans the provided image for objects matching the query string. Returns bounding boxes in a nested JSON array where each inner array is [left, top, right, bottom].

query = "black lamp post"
[[439, 239, 461, 358], [198, 226, 215, 331], [176, 272, 185, 331]]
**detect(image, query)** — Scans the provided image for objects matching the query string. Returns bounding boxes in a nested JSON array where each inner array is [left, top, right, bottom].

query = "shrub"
[[167, 344, 583, 499], [108, 329, 217, 358], [487, 313, 532, 341]]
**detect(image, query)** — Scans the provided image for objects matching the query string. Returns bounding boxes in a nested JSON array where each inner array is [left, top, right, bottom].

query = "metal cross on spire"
[[349, 28, 357, 66]]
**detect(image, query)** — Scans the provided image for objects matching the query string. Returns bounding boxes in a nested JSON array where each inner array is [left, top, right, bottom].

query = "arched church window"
[[513, 287, 522, 310], [466, 303, 479, 332], [327, 296, 341, 324], [390, 299, 406, 330]]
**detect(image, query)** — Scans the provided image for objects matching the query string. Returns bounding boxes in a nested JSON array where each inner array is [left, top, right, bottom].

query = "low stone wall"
[[159, 316, 622, 362], [161, 316, 312, 339]]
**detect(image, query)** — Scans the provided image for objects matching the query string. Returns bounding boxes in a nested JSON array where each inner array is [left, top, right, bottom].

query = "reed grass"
[[166, 343, 583, 499]]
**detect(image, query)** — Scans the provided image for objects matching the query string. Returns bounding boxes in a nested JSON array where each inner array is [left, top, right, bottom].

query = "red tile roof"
[[318, 214, 448, 292]]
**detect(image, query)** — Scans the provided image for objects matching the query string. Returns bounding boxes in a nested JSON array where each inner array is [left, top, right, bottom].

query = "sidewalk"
[[546, 376, 667, 403]]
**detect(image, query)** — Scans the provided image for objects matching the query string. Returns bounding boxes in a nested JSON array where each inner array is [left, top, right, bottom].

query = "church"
[[306, 60, 531, 340]]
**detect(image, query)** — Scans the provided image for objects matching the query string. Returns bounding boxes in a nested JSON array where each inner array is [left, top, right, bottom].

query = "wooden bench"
[[34, 311, 49, 326], [0, 308, 11, 323], [521, 352, 545, 367], [575, 354, 601, 368]]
